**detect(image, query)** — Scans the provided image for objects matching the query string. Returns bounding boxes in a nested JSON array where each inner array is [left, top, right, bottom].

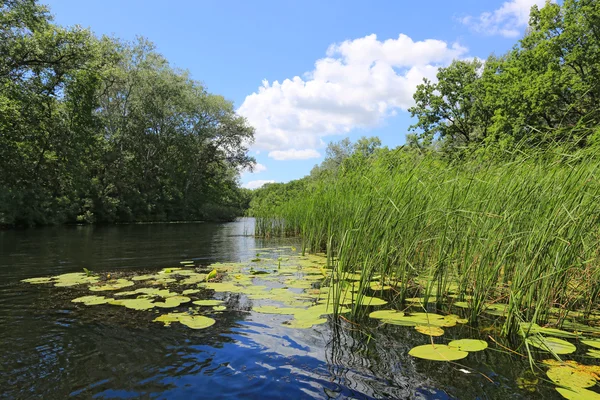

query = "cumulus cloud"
[[237, 34, 468, 158], [244, 180, 276, 190], [268, 149, 321, 161], [460, 0, 549, 38], [250, 162, 267, 173]]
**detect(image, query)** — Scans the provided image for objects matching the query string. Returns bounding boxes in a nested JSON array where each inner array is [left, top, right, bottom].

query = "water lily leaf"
[[369, 309, 404, 320], [448, 339, 488, 352], [206, 269, 217, 281], [159, 268, 182, 274], [182, 289, 200, 295], [193, 300, 223, 306], [520, 323, 579, 338], [72, 295, 111, 305], [516, 370, 539, 392], [369, 282, 392, 291], [453, 301, 470, 309], [131, 274, 157, 281], [53, 272, 100, 287], [415, 325, 444, 336], [587, 349, 600, 358], [526, 336, 576, 354], [89, 279, 134, 291], [582, 340, 600, 350], [153, 295, 191, 308], [381, 312, 457, 328], [110, 298, 155, 310], [483, 303, 508, 316], [212, 306, 226, 311], [178, 315, 216, 329], [180, 261, 194, 265], [408, 344, 468, 361], [21, 277, 53, 284], [547, 366, 596, 389], [556, 386, 600, 400], [355, 295, 387, 306]]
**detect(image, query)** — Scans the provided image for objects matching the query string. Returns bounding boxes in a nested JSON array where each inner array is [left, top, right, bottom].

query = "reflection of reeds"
[[252, 146, 600, 336]]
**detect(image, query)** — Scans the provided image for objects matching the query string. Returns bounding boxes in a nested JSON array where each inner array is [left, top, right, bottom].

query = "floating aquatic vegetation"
[[526, 336, 577, 354], [415, 325, 444, 336], [21, 277, 53, 284], [519, 323, 579, 338], [582, 340, 600, 350], [547, 366, 596, 389], [193, 300, 223, 306], [153, 296, 191, 308], [448, 339, 488, 352], [182, 289, 200, 295], [153, 312, 215, 329], [212, 306, 226, 311], [379, 312, 460, 328], [516, 370, 539, 392], [369, 309, 404, 320], [131, 274, 156, 281], [285, 317, 327, 329], [408, 344, 469, 361], [89, 279, 134, 291], [556, 387, 600, 400], [109, 298, 155, 310], [72, 295, 111, 306]]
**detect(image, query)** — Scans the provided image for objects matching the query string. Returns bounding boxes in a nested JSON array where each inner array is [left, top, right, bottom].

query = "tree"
[[408, 58, 492, 148]]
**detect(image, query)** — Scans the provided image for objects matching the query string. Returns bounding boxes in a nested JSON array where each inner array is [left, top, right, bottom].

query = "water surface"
[[0, 219, 560, 399]]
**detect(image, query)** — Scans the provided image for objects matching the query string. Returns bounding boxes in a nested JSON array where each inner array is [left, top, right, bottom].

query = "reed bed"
[[251, 146, 600, 335]]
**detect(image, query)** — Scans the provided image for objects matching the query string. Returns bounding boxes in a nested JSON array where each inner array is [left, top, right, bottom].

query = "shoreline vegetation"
[[1, 1, 254, 228], [249, 0, 600, 344]]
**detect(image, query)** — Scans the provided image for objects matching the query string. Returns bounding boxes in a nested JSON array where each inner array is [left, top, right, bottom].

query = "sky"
[[44, 0, 549, 189]]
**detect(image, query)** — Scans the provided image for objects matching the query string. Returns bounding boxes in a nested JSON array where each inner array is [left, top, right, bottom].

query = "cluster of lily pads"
[[21, 248, 600, 398]]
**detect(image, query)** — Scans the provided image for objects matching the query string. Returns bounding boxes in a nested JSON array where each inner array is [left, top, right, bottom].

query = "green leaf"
[[409, 344, 469, 361], [526, 336, 576, 354], [448, 339, 488, 352]]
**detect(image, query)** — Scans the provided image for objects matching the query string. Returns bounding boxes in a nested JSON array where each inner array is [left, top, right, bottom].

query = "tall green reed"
[[252, 145, 600, 335]]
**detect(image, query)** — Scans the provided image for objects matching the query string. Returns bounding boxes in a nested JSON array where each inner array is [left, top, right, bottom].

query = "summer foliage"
[[250, 0, 600, 337], [0, 0, 255, 226]]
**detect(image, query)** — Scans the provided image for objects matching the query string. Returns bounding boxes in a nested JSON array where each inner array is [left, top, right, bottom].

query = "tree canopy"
[[0, 0, 254, 226]]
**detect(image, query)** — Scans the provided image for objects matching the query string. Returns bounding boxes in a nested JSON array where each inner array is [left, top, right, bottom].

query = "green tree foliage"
[[0, 0, 254, 226], [409, 0, 600, 151]]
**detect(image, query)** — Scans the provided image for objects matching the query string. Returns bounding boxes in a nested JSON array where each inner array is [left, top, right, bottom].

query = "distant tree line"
[[1, 0, 255, 226]]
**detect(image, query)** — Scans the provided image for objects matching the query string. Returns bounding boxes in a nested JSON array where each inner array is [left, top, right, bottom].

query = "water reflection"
[[0, 219, 563, 399]]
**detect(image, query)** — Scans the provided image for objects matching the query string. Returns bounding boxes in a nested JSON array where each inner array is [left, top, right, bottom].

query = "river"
[[0, 219, 559, 399]]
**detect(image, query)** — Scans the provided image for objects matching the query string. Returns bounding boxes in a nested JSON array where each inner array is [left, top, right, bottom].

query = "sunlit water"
[[0, 218, 561, 399]]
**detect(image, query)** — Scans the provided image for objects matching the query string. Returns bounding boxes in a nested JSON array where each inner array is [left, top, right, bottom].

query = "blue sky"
[[44, 0, 547, 188]]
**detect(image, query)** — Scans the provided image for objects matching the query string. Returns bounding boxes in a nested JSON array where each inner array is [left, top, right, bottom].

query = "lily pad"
[[212, 306, 226, 311], [556, 387, 600, 400], [369, 309, 404, 320], [193, 300, 223, 306], [110, 298, 155, 310], [381, 312, 458, 328], [89, 279, 134, 291], [547, 366, 596, 389], [448, 339, 488, 352], [21, 277, 53, 284], [72, 295, 111, 305], [414, 325, 444, 336], [178, 315, 216, 329], [408, 344, 469, 361], [582, 340, 600, 350], [153, 295, 191, 308], [526, 336, 577, 354], [587, 349, 600, 358], [520, 323, 579, 338]]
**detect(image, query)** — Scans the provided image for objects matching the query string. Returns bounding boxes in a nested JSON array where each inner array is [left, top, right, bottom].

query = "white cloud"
[[244, 180, 276, 189], [460, 0, 550, 38], [268, 149, 321, 161], [250, 162, 267, 173], [237, 34, 468, 158]]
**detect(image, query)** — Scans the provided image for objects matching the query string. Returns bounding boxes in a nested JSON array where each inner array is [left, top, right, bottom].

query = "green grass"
[[251, 146, 600, 335]]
